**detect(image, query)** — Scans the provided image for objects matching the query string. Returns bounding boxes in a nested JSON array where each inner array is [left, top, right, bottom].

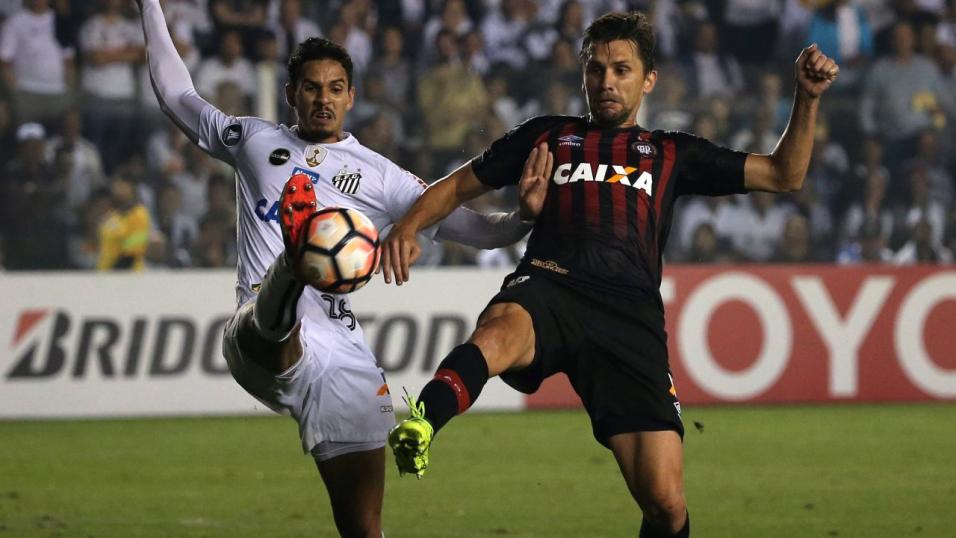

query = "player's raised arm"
[[135, 0, 211, 145], [743, 44, 839, 193]]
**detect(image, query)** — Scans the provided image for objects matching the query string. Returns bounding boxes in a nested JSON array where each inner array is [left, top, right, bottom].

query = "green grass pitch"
[[1, 404, 954, 537]]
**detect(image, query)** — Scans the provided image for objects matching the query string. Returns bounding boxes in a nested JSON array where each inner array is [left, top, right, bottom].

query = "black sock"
[[639, 512, 689, 538], [417, 343, 489, 433]]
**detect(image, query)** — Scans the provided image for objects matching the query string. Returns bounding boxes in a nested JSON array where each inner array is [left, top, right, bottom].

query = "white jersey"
[[194, 107, 433, 348], [139, 0, 527, 364]]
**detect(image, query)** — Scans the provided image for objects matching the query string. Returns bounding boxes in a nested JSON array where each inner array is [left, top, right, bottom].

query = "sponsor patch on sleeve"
[[221, 123, 243, 147]]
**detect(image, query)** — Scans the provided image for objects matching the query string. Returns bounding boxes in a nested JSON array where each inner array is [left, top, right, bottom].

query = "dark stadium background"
[[0, 0, 954, 269]]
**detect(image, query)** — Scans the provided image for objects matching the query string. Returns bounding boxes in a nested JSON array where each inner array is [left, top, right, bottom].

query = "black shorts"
[[486, 271, 684, 447]]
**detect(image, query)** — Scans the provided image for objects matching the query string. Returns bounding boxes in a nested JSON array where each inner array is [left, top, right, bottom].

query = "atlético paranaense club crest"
[[331, 166, 362, 194]]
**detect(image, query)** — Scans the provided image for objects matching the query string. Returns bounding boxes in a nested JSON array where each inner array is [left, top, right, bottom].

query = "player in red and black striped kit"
[[382, 11, 839, 537]]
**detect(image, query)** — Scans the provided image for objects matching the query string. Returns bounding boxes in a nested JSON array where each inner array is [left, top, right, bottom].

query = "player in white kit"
[[136, 1, 532, 535]]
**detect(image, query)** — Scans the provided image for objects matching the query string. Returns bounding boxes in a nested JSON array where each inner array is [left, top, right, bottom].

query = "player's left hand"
[[518, 142, 553, 222], [795, 43, 839, 99]]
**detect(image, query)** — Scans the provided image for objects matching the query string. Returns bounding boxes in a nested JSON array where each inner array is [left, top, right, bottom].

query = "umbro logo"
[[557, 134, 584, 147]]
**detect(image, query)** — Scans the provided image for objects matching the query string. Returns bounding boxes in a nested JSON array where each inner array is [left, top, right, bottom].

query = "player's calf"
[[251, 173, 319, 343]]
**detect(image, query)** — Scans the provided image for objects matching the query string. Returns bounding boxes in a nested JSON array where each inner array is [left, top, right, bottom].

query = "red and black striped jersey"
[[472, 115, 747, 304]]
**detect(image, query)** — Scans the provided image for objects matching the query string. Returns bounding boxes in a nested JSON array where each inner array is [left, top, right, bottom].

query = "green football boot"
[[388, 390, 434, 479]]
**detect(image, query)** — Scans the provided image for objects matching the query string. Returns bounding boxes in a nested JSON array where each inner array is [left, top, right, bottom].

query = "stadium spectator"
[[460, 28, 490, 75], [757, 72, 791, 133], [702, 94, 734, 145], [269, 0, 320, 61], [896, 160, 948, 246], [97, 175, 150, 271], [0, 0, 20, 23], [195, 29, 257, 104], [355, 112, 401, 163], [45, 110, 105, 214], [486, 70, 526, 129], [684, 20, 744, 99], [190, 214, 233, 268], [730, 104, 781, 154], [327, 1, 371, 83], [0, 122, 70, 269], [209, 0, 269, 51], [0, 97, 15, 164], [770, 213, 820, 263], [151, 182, 196, 268], [369, 26, 412, 111], [253, 30, 285, 122], [788, 177, 835, 258], [836, 216, 895, 264], [168, 143, 217, 222], [806, 0, 875, 87], [525, 0, 584, 62], [684, 222, 726, 263], [417, 28, 488, 174], [68, 186, 111, 269], [859, 21, 955, 150], [894, 217, 954, 263], [717, 192, 793, 262], [78, 0, 144, 174], [422, 0, 473, 66], [842, 163, 894, 249], [0, 0, 75, 125], [648, 65, 695, 132], [909, 128, 954, 208], [719, 0, 782, 65], [802, 115, 850, 210], [481, 0, 532, 69], [675, 196, 728, 257]]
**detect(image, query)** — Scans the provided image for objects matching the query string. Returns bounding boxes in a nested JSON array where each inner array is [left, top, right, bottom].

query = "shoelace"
[[402, 387, 426, 421]]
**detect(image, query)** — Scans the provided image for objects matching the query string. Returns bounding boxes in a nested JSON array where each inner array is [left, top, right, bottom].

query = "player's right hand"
[[378, 223, 421, 286]]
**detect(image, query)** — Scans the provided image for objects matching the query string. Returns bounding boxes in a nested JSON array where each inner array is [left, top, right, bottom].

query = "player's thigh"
[[470, 301, 536, 376], [607, 431, 685, 513], [232, 302, 304, 373], [315, 446, 385, 536]]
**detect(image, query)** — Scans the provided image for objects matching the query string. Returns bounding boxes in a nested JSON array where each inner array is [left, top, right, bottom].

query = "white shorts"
[[222, 303, 395, 457]]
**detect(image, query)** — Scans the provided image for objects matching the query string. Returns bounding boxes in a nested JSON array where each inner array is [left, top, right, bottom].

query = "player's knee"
[[640, 486, 686, 532], [471, 302, 534, 374]]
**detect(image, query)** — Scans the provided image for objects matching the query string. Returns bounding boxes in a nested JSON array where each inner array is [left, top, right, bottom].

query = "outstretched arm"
[[380, 143, 552, 285], [436, 208, 529, 250], [380, 163, 489, 284], [744, 44, 839, 193], [136, 0, 210, 143]]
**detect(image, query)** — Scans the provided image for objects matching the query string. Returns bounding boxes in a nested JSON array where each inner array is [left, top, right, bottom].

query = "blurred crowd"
[[0, 0, 954, 271]]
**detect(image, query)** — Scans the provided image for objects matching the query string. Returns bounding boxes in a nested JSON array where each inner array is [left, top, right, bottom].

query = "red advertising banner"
[[528, 266, 956, 407]]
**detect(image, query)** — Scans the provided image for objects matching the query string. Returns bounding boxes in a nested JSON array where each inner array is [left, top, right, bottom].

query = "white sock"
[[253, 254, 305, 342]]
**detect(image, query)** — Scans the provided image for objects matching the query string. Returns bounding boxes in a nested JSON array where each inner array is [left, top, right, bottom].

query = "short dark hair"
[[288, 37, 354, 88], [580, 11, 656, 73]]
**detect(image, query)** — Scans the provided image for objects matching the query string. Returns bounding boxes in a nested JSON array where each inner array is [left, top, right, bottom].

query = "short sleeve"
[[471, 116, 561, 189], [381, 162, 441, 239], [672, 131, 747, 197]]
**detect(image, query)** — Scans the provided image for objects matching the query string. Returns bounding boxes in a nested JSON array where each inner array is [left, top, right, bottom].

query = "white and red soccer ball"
[[297, 207, 381, 294]]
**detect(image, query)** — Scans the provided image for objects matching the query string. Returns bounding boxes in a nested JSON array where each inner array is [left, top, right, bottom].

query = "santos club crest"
[[331, 166, 362, 194]]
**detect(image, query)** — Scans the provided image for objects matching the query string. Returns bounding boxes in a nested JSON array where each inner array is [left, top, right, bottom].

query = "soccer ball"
[[298, 207, 381, 293]]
